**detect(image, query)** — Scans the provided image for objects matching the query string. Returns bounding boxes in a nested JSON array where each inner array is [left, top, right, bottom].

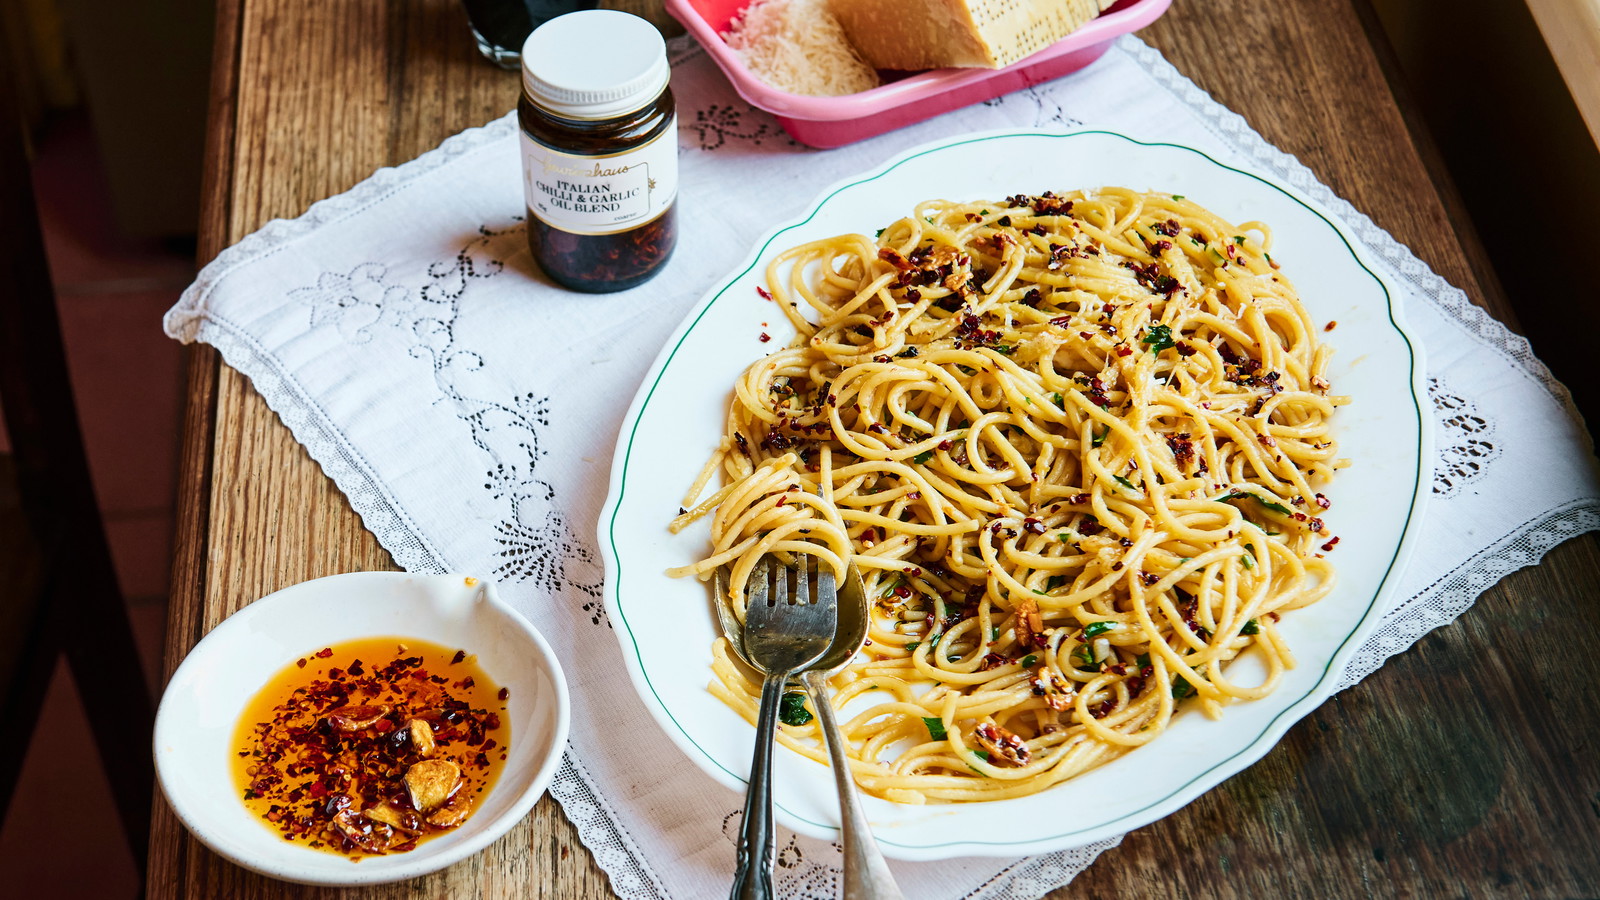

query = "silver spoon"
[[715, 562, 904, 900]]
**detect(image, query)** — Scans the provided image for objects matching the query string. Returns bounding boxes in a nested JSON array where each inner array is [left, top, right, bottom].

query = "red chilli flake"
[[1321, 536, 1342, 551], [1324, 320, 1337, 331], [1166, 433, 1195, 465], [756, 286, 772, 300], [758, 332, 771, 343]]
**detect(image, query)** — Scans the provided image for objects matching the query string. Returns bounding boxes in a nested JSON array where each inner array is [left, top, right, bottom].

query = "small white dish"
[[153, 572, 569, 886]]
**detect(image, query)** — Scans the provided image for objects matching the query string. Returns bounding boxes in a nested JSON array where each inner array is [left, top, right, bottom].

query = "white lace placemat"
[[165, 35, 1600, 899]]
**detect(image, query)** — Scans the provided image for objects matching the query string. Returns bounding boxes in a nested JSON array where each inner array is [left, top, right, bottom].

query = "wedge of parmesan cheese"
[[726, 0, 881, 97], [827, 0, 1114, 70]]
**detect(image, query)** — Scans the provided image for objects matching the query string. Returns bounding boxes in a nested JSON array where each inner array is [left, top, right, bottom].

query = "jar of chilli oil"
[[518, 10, 678, 293]]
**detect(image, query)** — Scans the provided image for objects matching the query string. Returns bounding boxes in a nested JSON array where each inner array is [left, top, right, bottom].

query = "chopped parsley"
[[1172, 678, 1195, 700], [913, 450, 934, 464], [1241, 551, 1256, 570], [904, 641, 921, 652], [1219, 491, 1293, 515], [1141, 324, 1175, 354], [923, 717, 948, 740], [1113, 474, 1141, 493], [1172, 194, 1186, 201], [1241, 619, 1260, 635], [1093, 425, 1109, 447], [1083, 621, 1118, 638], [1073, 643, 1099, 669], [779, 692, 813, 726], [1021, 654, 1038, 667]]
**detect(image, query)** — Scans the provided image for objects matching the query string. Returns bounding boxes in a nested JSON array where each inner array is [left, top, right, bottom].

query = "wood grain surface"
[[153, 0, 1600, 897]]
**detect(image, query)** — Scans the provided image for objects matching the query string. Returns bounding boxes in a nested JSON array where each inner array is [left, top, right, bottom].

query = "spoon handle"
[[730, 670, 786, 900], [802, 670, 905, 900]]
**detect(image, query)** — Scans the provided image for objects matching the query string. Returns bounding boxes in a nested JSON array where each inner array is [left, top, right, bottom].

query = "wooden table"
[[152, 0, 1600, 896]]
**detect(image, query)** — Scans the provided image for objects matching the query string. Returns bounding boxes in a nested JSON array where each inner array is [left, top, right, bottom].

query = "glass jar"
[[517, 10, 678, 293]]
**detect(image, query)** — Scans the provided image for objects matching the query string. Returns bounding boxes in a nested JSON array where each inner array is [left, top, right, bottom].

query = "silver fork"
[[716, 563, 905, 900], [730, 555, 839, 900]]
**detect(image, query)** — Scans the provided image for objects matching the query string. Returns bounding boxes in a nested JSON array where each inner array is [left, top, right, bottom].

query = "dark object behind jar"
[[462, 0, 598, 66]]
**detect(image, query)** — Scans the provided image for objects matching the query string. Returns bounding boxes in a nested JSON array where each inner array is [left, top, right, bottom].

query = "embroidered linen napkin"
[[165, 34, 1600, 899]]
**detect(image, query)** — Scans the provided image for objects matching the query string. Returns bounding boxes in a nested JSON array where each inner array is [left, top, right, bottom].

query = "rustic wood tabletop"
[[151, 0, 1600, 897]]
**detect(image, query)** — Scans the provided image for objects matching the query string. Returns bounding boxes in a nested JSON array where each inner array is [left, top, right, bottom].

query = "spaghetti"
[[669, 188, 1346, 802]]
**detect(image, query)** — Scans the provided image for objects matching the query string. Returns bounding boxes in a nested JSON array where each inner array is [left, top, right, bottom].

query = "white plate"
[[153, 572, 570, 885], [599, 129, 1430, 860]]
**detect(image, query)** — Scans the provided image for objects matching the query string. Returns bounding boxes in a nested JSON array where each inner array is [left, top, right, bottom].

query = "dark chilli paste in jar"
[[518, 10, 677, 292], [232, 637, 509, 857]]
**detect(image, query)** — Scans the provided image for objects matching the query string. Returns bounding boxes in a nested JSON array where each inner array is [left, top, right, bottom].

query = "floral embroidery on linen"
[[288, 226, 606, 619], [984, 87, 1086, 129], [1429, 376, 1501, 498], [720, 810, 842, 900], [687, 103, 796, 151]]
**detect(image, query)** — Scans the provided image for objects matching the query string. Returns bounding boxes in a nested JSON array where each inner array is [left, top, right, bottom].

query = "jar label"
[[520, 120, 678, 236]]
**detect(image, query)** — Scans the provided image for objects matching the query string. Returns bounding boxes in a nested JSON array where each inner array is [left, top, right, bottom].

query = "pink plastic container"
[[667, 0, 1172, 148]]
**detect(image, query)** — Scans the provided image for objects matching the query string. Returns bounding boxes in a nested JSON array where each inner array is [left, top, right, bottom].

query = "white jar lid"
[[520, 10, 669, 120]]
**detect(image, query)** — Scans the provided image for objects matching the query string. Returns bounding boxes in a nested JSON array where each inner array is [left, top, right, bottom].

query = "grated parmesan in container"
[[724, 0, 881, 97]]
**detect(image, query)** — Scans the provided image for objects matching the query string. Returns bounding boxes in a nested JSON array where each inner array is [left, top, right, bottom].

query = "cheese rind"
[[828, 0, 1113, 70]]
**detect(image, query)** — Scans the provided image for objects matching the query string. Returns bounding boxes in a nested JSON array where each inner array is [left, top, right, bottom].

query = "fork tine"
[[794, 557, 808, 606], [748, 556, 769, 611], [768, 557, 784, 608], [815, 565, 836, 606], [810, 564, 837, 621]]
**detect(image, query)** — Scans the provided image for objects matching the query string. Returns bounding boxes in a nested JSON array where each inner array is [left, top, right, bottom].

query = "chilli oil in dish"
[[232, 637, 510, 856]]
